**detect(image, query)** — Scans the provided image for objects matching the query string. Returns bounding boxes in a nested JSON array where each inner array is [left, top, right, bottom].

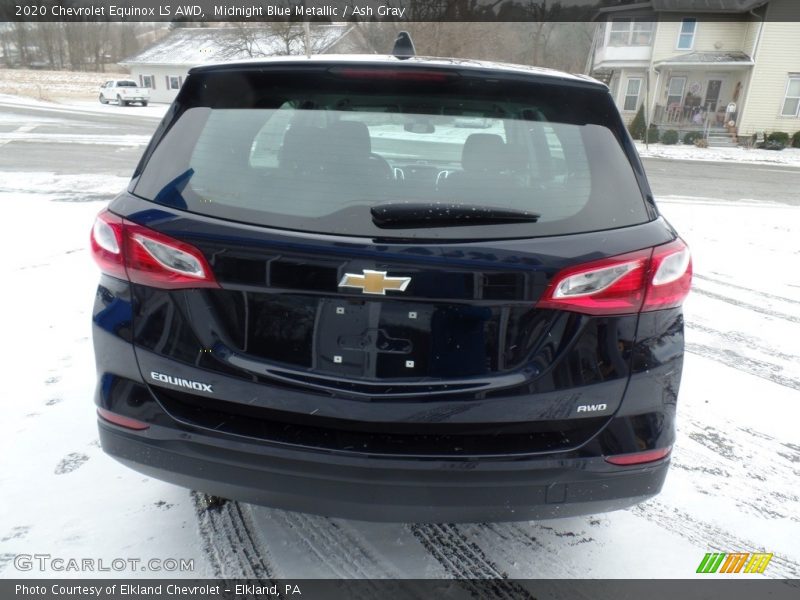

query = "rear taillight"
[[642, 239, 693, 311], [90, 211, 126, 280], [536, 239, 691, 316], [90, 209, 219, 289]]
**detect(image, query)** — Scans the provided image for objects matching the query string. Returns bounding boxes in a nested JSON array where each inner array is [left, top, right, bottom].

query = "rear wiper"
[[371, 203, 540, 229]]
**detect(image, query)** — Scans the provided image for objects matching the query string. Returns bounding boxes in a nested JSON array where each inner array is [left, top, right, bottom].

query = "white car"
[[99, 80, 150, 107]]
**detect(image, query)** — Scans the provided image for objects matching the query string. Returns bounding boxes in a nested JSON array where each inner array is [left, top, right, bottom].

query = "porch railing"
[[653, 103, 726, 128]]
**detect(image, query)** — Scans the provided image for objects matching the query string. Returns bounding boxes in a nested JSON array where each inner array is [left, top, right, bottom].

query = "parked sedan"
[[90, 54, 691, 523]]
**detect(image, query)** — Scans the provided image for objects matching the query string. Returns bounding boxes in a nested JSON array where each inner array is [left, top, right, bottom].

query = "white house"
[[120, 25, 357, 104], [588, 0, 800, 142]]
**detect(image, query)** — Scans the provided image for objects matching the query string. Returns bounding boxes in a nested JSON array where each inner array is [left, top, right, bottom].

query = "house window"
[[781, 75, 800, 117], [140, 75, 155, 89], [609, 19, 654, 46], [167, 76, 182, 90], [623, 78, 642, 112], [666, 77, 687, 107], [677, 18, 697, 50]]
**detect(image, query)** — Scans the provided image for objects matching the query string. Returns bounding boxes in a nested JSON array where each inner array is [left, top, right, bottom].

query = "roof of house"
[[595, 0, 768, 16], [655, 50, 754, 65], [651, 0, 768, 11], [121, 25, 351, 67]]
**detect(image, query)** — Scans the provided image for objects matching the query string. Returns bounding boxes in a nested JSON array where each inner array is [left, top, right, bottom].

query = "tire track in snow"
[[408, 524, 534, 599], [690, 287, 800, 324], [192, 493, 276, 582], [248, 505, 535, 588], [459, 521, 596, 580], [686, 342, 800, 391], [632, 501, 800, 580], [687, 321, 800, 364], [257, 511, 445, 600], [263, 510, 409, 583], [692, 274, 800, 306], [675, 417, 800, 525]]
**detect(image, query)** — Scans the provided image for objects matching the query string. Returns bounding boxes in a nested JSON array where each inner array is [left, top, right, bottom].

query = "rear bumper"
[[91, 276, 679, 522], [99, 418, 669, 523]]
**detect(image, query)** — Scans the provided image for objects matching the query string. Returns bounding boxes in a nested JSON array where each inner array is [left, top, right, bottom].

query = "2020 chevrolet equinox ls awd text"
[[90, 54, 691, 522]]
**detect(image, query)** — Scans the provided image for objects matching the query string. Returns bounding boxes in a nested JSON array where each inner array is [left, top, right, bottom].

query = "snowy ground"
[[0, 180, 213, 579], [0, 68, 130, 101], [0, 95, 798, 582], [636, 141, 800, 168], [1, 175, 797, 582], [0, 93, 169, 121]]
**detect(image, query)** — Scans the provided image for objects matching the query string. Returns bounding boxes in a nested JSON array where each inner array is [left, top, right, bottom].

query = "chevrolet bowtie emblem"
[[338, 270, 411, 295]]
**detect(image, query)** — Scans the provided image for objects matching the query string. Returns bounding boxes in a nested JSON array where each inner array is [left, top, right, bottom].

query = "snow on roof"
[[656, 50, 754, 65], [121, 25, 351, 67]]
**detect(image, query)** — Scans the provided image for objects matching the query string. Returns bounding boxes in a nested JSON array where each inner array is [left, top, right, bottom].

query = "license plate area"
[[314, 299, 497, 379], [314, 299, 434, 378]]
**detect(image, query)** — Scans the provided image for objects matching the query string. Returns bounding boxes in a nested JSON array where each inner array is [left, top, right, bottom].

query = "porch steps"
[[706, 130, 738, 148]]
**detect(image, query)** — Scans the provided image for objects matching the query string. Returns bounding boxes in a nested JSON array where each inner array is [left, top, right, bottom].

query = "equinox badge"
[[338, 270, 411, 295], [151, 371, 213, 393]]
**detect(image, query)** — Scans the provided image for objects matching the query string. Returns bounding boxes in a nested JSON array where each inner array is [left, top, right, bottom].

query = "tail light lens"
[[537, 239, 691, 316], [90, 209, 219, 289], [605, 446, 672, 466], [642, 240, 693, 311], [89, 212, 126, 280]]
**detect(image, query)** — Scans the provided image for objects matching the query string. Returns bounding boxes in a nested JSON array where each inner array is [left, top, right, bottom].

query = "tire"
[[99, 94, 108, 105], [141, 101, 148, 107], [117, 95, 128, 107]]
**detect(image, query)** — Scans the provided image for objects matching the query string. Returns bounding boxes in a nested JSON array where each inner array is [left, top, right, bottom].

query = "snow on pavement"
[[0, 172, 798, 581], [0, 93, 169, 121], [636, 141, 800, 168], [0, 179, 212, 579], [0, 130, 152, 147], [0, 173, 130, 198]]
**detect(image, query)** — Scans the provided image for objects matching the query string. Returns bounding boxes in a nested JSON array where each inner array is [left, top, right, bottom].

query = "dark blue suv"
[[90, 56, 691, 522]]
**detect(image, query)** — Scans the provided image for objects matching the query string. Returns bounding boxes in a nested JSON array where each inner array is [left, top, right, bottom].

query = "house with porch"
[[587, 0, 800, 145]]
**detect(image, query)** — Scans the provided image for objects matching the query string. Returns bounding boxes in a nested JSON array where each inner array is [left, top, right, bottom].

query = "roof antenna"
[[392, 31, 415, 60]]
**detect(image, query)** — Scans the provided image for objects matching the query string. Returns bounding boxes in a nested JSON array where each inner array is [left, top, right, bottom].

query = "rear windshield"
[[133, 66, 650, 240], [118, 81, 138, 87]]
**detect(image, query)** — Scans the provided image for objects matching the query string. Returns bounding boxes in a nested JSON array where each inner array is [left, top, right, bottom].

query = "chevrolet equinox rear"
[[90, 56, 691, 522]]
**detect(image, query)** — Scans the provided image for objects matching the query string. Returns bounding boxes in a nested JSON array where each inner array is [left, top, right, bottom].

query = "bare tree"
[[216, 23, 266, 59], [32, 23, 62, 69], [216, 22, 345, 59], [0, 26, 14, 67], [269, 21, 307, 56], [63, 23, 91, 70], [13, 23, 30, 66]]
